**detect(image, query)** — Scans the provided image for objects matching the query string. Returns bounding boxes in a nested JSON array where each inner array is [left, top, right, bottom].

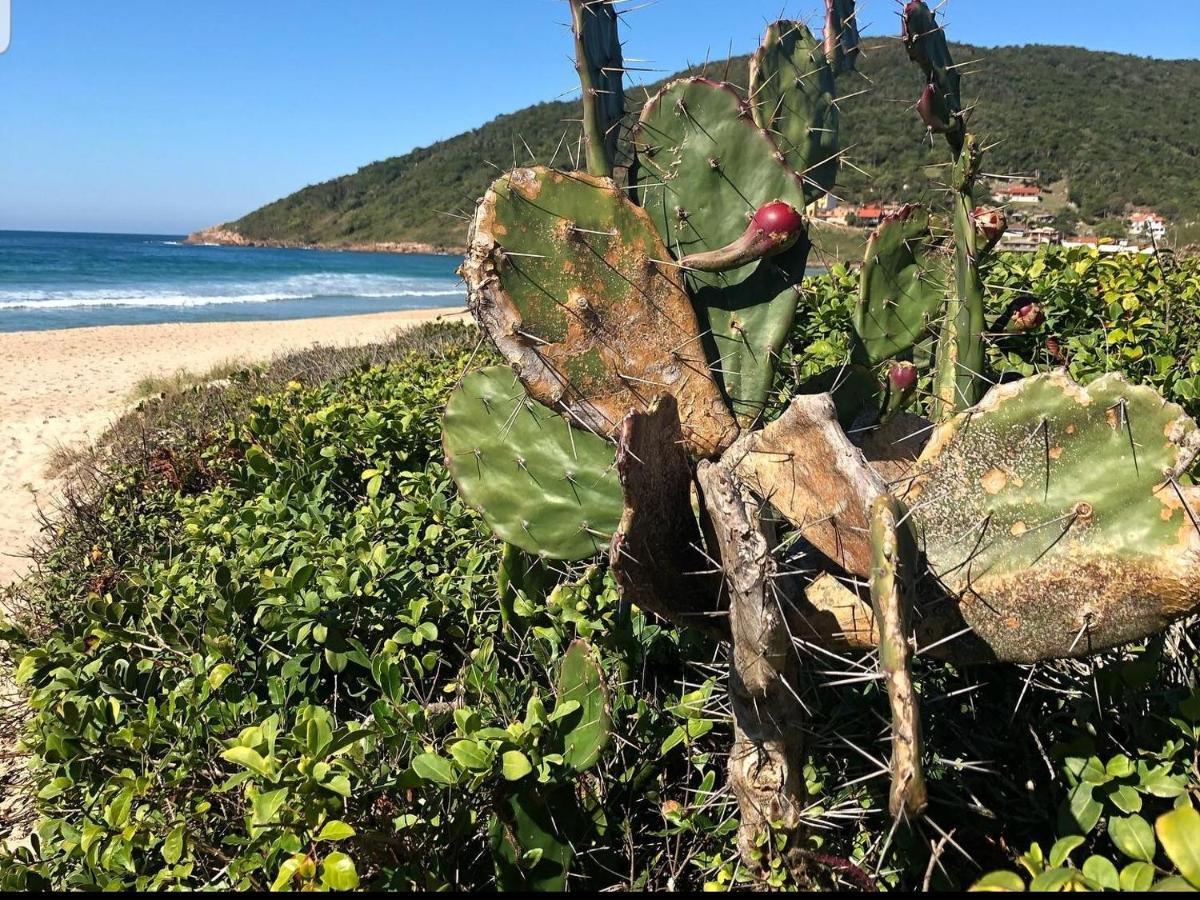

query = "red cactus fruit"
[[678, 200, 805, 273], [1010, 301, 1045, 332]]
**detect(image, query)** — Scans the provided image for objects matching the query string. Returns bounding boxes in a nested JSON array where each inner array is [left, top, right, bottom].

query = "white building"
[[1128, 212, 1167, 240]]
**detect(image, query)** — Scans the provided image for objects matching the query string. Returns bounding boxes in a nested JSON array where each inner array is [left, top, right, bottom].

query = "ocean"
[[0, 230, 466, 332]]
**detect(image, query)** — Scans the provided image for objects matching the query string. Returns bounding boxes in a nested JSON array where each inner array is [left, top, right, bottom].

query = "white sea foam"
[[0, 273, 464, 311]]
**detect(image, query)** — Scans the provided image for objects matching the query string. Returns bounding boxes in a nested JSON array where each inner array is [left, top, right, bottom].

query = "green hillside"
[[221, 38, 1200, 249]]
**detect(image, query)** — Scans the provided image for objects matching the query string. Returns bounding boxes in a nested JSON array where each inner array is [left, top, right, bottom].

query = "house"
[[1128, 211, 1167, 240], [855, 204, 885, 227], [993, 184, 1043, 205], [997, 227, 1060, 253], [805, 194, 838, 216], [1061, 235, 1101, 249]]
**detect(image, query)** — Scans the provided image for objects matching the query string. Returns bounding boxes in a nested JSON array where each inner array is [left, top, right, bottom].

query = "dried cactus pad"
[[854, 204, 948, 364], [442, 366, 624, 560], [905, 372, 1200, 662], [461, 166, 737, 458], [633, 78, 811, 426]]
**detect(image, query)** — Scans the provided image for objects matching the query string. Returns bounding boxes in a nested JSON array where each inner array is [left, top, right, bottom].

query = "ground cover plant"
[[3, 1, 1200, 892]]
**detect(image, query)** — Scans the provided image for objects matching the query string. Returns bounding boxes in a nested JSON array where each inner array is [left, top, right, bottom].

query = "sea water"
[[0, 230, 466, 332]]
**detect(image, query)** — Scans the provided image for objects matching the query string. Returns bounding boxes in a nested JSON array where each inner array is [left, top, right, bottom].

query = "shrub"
[[2, 251, 1200, 891]]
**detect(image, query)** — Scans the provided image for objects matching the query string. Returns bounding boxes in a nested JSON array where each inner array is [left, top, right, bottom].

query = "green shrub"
[[3, 251, 1200, 891]]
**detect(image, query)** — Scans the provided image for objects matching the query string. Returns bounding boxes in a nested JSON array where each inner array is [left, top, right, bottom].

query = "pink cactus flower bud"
[[1011, 302, 1045, 332], [889, 362, 918, 392]]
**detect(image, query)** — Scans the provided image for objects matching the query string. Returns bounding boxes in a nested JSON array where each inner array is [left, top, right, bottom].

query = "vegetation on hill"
[[3, 249, 1200, 890], [221, 39, 1200, 250]]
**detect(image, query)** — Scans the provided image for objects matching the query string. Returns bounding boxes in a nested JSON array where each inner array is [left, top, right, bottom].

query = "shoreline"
[[185, 226, 466, 257], [0, 306, 468, 586]]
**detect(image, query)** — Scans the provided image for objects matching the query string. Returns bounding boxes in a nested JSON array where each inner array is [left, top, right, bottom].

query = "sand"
[[0, 307, 468, 586]]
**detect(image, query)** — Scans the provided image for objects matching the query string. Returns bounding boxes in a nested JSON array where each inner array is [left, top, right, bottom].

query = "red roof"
[[857, 205, 884, 217], [999, 184, 1042, 196]]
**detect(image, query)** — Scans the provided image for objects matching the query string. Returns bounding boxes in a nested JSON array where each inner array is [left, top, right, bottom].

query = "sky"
[[1, 0, 1197, 235]]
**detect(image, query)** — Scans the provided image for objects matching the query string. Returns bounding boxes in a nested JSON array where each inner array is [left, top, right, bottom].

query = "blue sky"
[[2, 0, 1196, 234]]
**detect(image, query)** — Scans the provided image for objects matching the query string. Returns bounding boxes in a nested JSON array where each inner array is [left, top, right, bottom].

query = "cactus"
[[568, 0, 624, 178], [852, 204, 948, 365], [903, 372, 1200, 662], [900, 1, 988, 418], [440, 1, 1200, 880], [609, 395, 725, 640], [749, 20, 840, 204], [555, 639, 612, 771], [442, 365, 624, 560], [497, 542, 558, 630], [724, 391, 886, 578], [632, 77, 812, 426], [868, 494, 927, 820], [461, 166, 737, 458]]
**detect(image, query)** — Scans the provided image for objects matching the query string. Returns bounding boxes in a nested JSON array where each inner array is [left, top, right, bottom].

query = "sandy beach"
[[0, 307, 468, 586]]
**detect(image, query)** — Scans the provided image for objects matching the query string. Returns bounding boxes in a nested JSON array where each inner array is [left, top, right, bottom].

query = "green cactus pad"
[[853, 205, 949, 364], [442, 366, 623, 560], [902, 0, 963, 148], [904, 372, 1200, 662], [824, 0, 861, 75], [462, 166, 738, 458], [633, 77, 812, 425], [554, 639, 612, 772], [750, 20, 839, 205], [569, 0, 624, 177], [489, 784, 577, 892]]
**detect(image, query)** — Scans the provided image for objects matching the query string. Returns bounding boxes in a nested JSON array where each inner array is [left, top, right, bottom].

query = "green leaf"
[[1081, 856, 1119, 891], [251, 787, 289, 828], [449, 739, 492, 772], [1149, 876, 1199, 892], [1105, 754, 1135, 779], [207, 662, 235, 690], [970, 870, 1027, 892], [1120, 861, 1157, 892], [104, 785, 133, 829], [1157, 806, 1200, 887], [316, 820, 355, 842], [1111, 814, 1157, 862], [1064, 783, 1103, 834], [1049, 835, 1085, 867], [221, 746, 273, 778], [1108, 784, 1143, 814], [320, 851, 359, 891], [1029, 867, 1074, 892], [411, 752, 456, 785], [161, 824, 185, 865], [501, 750, 533, 781]]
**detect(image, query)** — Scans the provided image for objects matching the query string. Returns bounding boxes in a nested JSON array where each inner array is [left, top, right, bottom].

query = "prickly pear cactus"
[[750, 20, 839, 204], [461, 166, 737, 458], [555, 639, 612, 771], [633, 77, 811, 425], [442, 365, 623, 560], [904, 372, 1200, 662], [568, 0, 624, 177], [853, 204, 948, 364]]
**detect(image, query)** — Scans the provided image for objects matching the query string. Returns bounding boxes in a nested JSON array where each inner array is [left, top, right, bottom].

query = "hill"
[[199, 38, 1200, 251]]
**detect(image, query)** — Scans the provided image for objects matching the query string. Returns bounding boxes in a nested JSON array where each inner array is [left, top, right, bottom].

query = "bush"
[[3, 252, 1200, 891]]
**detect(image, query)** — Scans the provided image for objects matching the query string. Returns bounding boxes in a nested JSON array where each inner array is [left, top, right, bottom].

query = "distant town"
[[808, 177, 1172, 256]]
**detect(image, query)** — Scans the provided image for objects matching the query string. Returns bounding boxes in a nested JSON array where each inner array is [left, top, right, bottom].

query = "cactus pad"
[[461, 166, 737, 458], [750, 21, 839, 205], [905, 372, 1200, 662], [725, 392, 887, 577], [853, 205, 948, 364], [554, 639, 612, 772], [442, 366, 623, 560], [633, 77, 811, 425], [609, 394, 725, 639], [569, 0, 624, 177]]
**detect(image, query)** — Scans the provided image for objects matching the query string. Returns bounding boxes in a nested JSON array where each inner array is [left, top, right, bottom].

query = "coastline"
[[0, 306, 469, 586], [185, 226, 466, 257]]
